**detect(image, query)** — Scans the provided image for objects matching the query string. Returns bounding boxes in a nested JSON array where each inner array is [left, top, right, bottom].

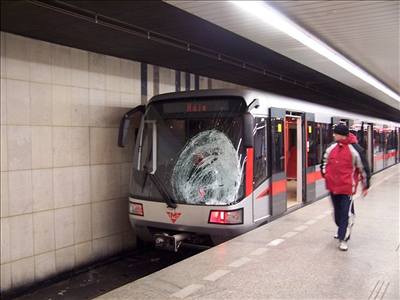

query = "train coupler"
[[154, 233, 190, 252]]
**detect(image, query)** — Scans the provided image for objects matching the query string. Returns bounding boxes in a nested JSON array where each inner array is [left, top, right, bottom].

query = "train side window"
[[307, 121, 318, 166], [388, 130, 395, 150], [373, 127, 382, 153], [315, 123, 323, 164], [253, 117, 268, 187], [321, 123, 333, 158], [271, 118, 285, 174]]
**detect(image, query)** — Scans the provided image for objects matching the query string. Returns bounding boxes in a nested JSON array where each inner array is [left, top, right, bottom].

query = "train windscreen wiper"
[[143, 165, 177, 209]]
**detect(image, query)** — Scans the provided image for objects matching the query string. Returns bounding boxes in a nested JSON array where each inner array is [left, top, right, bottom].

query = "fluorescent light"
[[230, 1, 400, 102]]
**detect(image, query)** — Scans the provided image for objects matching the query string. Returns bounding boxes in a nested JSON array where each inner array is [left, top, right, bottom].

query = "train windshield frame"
[[130, 97, 248, 206]]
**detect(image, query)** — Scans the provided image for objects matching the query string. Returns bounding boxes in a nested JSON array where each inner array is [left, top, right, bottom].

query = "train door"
[[305, 113, 317, 203], [252, 117, 270, 222], [382, 127, 388, 169], [397, 128, 400, 163], [269, 108, 286, 216], [284, 114, 303, 207], [365, 123, 373, 172]]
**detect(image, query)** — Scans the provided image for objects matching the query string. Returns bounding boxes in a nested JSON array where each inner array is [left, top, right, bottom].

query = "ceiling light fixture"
[[230, 1, 400, 102]]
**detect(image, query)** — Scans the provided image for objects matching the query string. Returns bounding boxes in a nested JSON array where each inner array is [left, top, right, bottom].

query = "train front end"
[[119, 93, 256, 250]]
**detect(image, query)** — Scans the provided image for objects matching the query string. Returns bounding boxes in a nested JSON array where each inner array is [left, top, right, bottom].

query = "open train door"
[[269, 107, 287, 216], [284, 112, 306, 207]]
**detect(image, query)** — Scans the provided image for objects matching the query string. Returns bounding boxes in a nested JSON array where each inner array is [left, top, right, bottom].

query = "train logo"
[[166, 211, 182, 224]]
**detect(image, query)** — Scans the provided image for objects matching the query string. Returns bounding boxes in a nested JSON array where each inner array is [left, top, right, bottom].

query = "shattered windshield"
[[130, 97, 247, 206]]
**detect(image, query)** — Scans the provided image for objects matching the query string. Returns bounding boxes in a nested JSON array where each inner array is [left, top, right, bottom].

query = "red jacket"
[[321, 133, 370, 195]]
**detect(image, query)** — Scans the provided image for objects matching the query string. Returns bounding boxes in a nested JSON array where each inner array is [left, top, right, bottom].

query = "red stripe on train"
[[256, 179, 287, 199], [306, 171, 323, 184], [245, 148, 254, 197], [375, 151, 396, 161]]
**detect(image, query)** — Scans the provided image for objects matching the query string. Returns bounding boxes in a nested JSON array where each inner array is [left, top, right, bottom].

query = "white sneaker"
[[339, 241, 348, 251], [334, 233, 338, 239]]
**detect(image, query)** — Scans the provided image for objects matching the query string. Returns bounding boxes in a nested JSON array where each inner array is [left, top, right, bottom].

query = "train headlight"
[[129, 202, 144, 216], [208, 208, 243, 225]]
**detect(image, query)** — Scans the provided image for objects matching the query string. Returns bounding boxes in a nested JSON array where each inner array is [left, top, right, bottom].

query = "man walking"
[[321, 123, 371, 251]]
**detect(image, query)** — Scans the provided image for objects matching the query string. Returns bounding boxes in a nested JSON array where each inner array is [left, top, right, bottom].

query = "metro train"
[[118, 89, 400, 251]]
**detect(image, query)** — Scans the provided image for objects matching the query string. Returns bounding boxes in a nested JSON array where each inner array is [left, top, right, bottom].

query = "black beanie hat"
[[333, 123, 349, 136]]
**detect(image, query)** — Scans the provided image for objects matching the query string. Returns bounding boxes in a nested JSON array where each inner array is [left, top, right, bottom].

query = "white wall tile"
[[71, 87, 89, 126], [6, 79, 30, 125], [51, 44, 71, 86], [0, 32, 6, 78], [33, 210, 55, 254], [89, 89, 106, 127], [30, 82, 52, 125], [1, 125, 7, 171], [1, 172, 9, 217], [35, 251, 56, 281], [92, 200, 112, 239], [120, 59, 140, 93], [0, 263, 12, 292], [10, 214, 34, 261], [9, 170, 32, 216], [53, 127, 72, 167], [190, 74, 195, 91], [105, 91, 121, 127], [106, 56, 120, 91], [90, 128, 121, 164], [5, 34, 29, 81], [7, 126, 32, 170], [1, 78, 7, 125], [121, 163, 131, 197], [90, 164, 121, 202], [75, 241, 93, 267], [32, 169, 53, 212], [71, 127, 89, 166], [88, 127, 106, 164], [70, 48, 88, 88], [32, 126, 52, 169], [74, 204, 91, 243], [120, 92, 140, 109], [53, 167, 73, 209], [54, 207, 74, 249], [159, 67, 174, 94], [52, 85, 71, 126], [92, 199, 125, 239], [11, 257, 35, 288], [55, 246, 75, 273], [180, 71, 186, 92], [72, 166, 90, 205], [29, 39, 51, 83], [92, 234, 122, 260], [199, 76, 208, 89], [89, 53, 105, 89], [0, 217, 10, 264]]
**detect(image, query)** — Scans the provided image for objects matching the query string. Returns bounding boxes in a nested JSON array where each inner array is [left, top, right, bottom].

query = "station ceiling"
[[1, 0, 399, 122]]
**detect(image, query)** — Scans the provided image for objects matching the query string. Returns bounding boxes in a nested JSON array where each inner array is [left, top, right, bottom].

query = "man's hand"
[[362, 189, 368, 197]]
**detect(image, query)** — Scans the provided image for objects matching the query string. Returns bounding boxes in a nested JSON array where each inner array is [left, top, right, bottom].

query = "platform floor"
[[98, 165, 399, 300]]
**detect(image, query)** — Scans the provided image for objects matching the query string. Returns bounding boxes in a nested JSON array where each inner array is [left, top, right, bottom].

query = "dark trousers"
[[330, 194, 353, 241]]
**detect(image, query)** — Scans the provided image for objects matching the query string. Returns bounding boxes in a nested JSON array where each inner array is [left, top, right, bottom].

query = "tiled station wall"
[[0, 32, 242, 292]]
